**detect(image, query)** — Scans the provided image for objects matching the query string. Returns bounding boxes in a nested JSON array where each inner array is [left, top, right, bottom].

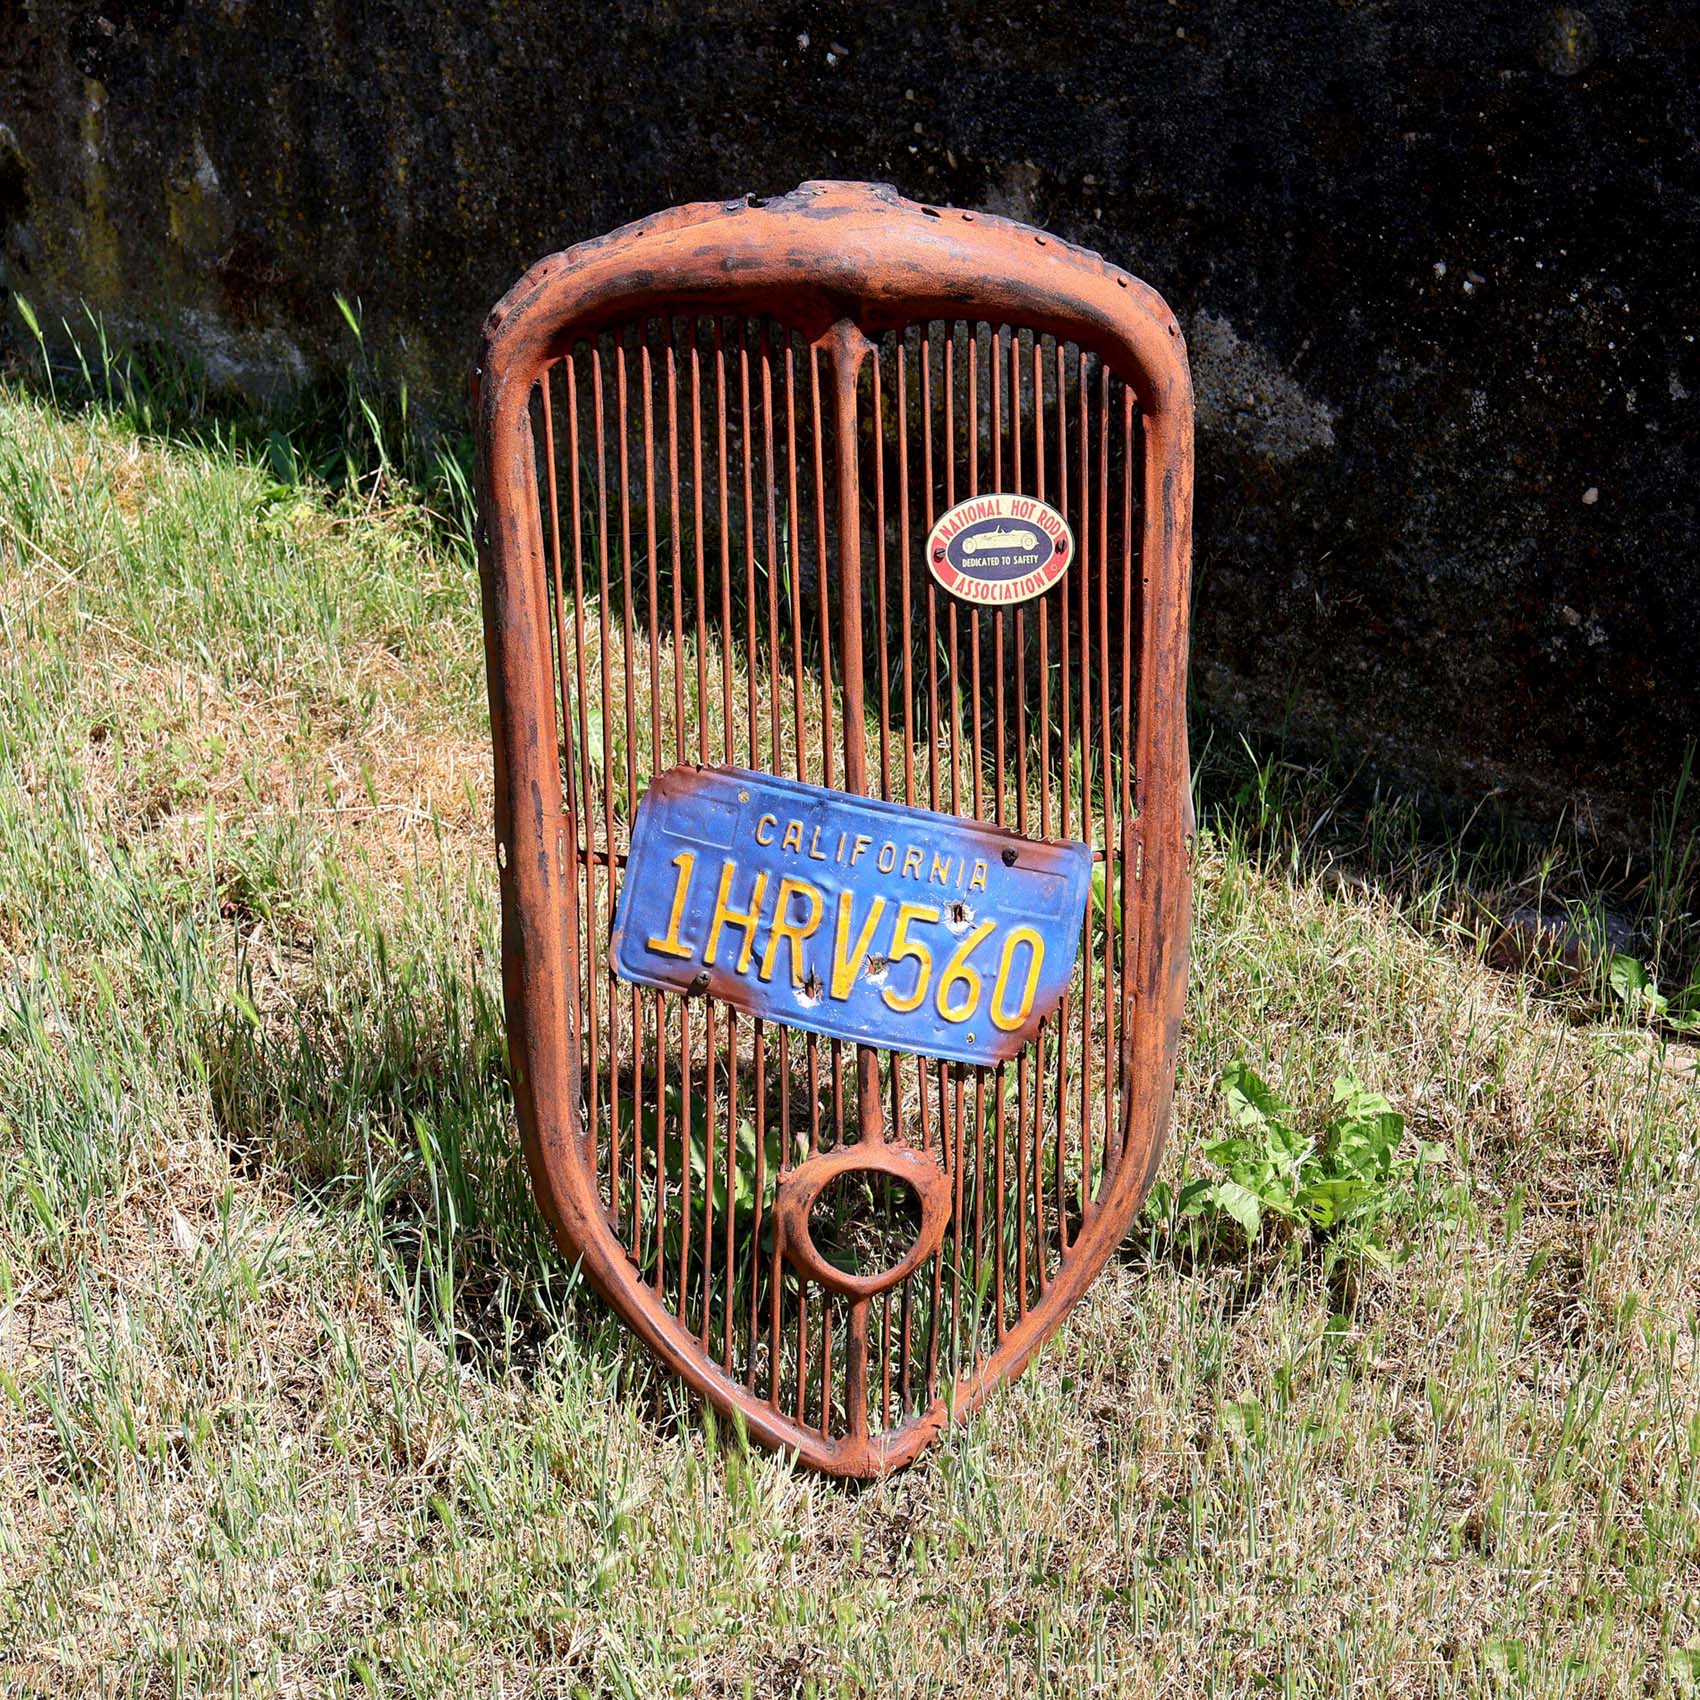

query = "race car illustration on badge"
[[926, 493, 1074, 606]]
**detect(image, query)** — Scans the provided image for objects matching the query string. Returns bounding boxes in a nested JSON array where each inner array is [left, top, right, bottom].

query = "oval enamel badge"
[[926, 493, 1074, 606]]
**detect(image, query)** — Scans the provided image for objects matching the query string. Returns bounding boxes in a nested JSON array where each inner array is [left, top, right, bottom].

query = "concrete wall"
[[3, 2, 1695, 848]]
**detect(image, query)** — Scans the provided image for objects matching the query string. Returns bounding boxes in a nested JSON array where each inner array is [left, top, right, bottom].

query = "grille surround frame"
[[473, 180, 1194, 1477]]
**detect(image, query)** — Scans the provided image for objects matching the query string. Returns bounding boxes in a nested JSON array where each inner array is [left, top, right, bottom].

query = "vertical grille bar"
[[769, 326, 796, 1412], [590, 348, 618, 1236], [1097, 361, 1116, 1189], [1081, 350, 1097, 1227], [1030, 332, 1050, 1303], [1011, 329, 1033, 1323], [807, 340, 833, 1432], [1118, 381, 1139, 1173], [638, 335, 662, 1299], [1052, 339, 1072, 1265], [564, 360, 598, 1189], [663, 329, 692, 1324], [990, 330, 1008, 1338]]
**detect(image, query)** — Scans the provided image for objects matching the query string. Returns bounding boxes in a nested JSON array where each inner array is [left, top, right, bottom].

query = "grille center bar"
[[823, 319, 886, 1156]]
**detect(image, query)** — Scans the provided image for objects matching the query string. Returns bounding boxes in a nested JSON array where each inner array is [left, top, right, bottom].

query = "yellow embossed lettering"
[[759, 877, 823, 987], [830, 891, 887, 1001], [882, 902, 939, 1014], [704, 860, 768, 975], [645, 850, 696, 959], [935, 920, 996, 1022], [990, 925, 1044, 1032]]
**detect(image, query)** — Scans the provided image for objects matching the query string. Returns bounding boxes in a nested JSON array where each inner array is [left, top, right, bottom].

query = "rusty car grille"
[[474, 183, 1192, 1475], [536, 317, 1138, 1435]]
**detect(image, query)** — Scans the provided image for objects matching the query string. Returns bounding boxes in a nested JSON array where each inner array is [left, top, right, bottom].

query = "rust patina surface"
[[472, 181, 1193, 1476]]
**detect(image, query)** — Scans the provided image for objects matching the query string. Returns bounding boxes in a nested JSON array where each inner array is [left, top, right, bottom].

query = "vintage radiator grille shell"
[[473, 181, 1194, 1477]]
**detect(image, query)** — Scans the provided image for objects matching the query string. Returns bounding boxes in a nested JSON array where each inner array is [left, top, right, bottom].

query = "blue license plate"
[[609, 767, 1092, 1067]]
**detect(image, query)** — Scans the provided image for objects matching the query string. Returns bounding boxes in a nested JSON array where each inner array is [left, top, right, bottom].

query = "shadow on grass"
[[10, 315, 1693, 1014], [3, 304, 480, 560], [1188, 726, 1700, 1035], [197, 940, 651, 1406]]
